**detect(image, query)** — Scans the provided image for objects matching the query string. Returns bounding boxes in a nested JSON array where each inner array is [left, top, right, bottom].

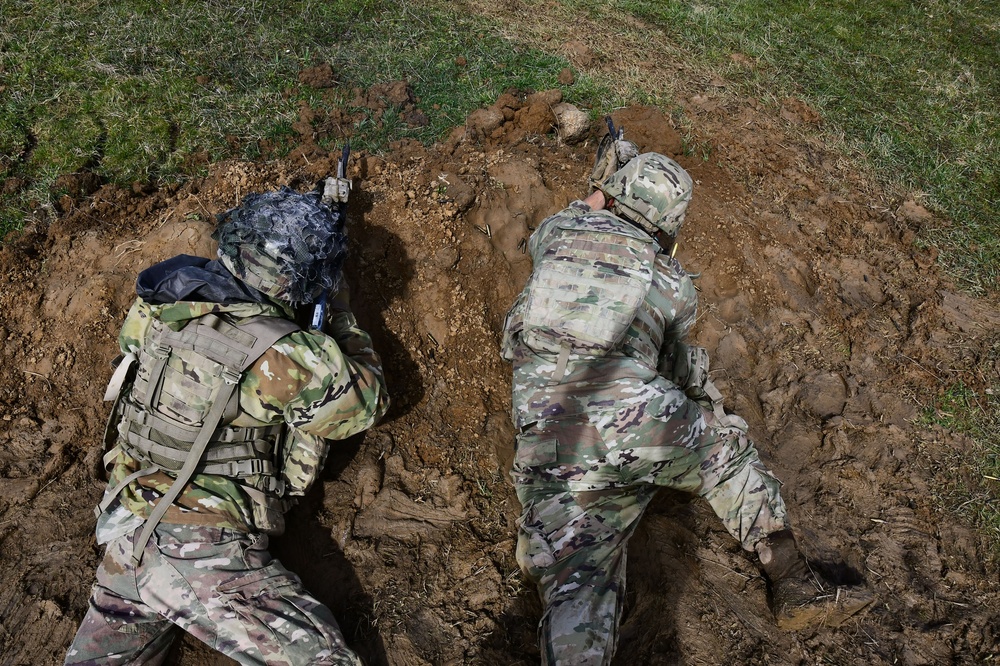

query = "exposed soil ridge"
[[1, 86, 997, 665]]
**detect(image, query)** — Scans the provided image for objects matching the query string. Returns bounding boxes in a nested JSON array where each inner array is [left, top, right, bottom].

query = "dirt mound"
[[1, 87, 998, 665]]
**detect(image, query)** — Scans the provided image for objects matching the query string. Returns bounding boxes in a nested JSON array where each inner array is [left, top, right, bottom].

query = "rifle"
[[588, 116, 639, 191], [311, 143, 351, 331]]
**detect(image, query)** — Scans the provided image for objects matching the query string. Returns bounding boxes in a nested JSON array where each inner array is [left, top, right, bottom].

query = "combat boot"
[[756, 530, 874, 630]]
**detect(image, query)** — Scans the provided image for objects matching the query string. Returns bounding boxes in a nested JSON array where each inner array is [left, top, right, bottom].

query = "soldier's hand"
[[583, 189, 607, 211]]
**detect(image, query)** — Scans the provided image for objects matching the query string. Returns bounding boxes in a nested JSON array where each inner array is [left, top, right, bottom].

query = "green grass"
[[560, 0, 999, 296], [0, 0, 607, 236], [920, 382, 1000, 551], [6, 1, 996, 296]]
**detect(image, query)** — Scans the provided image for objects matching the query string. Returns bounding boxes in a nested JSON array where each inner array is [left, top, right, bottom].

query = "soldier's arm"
[[668, 287, 698, 342], [271, 314, 390, 441], [276, 305, 388, 497], [321, 286, 381, 381], [656, 271, 699, 375], [582, 189, 606, 210]]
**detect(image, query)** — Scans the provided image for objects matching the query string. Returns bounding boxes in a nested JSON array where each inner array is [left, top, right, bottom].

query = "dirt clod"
[[299, 62, 338, 89]]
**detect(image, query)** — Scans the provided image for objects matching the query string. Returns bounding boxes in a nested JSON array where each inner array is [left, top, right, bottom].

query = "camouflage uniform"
[[503, 201, 789, 666], [65, 525, 359, 666], [66, 257, 389, 666]]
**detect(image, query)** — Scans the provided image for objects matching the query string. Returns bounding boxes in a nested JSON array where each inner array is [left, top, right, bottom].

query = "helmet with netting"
[[214, 186, 347, 304], [599, 153, 693, 237]]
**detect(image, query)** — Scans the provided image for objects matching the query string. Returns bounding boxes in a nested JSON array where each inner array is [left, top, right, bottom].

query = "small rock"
[[558, 67, 575, 85], [552, 102, 589, 144]]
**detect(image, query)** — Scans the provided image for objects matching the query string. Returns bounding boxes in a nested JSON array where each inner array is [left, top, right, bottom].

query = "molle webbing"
[[136, 313, 267, 419], [110, 313, 299, 565], [118, 400, 284, 479], [521, 215, 657, 368]]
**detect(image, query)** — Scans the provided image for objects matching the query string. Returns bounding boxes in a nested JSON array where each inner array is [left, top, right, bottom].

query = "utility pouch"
[[666, 342, 750, 433], [250, 492, 289, 535], [669, 341, 710, 398]]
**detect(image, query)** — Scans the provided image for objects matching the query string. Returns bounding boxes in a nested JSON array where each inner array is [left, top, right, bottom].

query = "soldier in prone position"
[[501, 147, 872, 665], [65, 181, 389, 665]]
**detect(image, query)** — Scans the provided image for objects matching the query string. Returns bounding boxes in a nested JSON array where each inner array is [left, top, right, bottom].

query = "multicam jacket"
[[502, 200, 698, 429], [99, 290, 388, 540]]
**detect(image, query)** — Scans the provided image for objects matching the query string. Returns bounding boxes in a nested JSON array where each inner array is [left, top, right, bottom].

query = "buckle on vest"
[[264, 477, 285, 496], [219, 458, 272, 477], [221, 368, 241, 385]]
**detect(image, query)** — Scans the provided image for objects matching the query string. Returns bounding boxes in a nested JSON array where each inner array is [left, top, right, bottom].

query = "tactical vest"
[[99, 311, 300, 564], [616, 252, 677, 369], [506, 212, 665, 377], [520, 213, 658, 371]]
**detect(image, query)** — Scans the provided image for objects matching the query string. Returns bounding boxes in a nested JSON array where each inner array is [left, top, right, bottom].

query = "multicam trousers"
[[511, 381, 789, 666], [64, 524, 361, 666]]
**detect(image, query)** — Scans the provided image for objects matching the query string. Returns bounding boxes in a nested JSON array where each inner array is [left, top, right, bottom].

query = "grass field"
[[554, 0, 999, 296], [1, 0, 997, 541], [0, 0, 608, 235], [921, 382, 1000, 547], [2, 0, 997, 291]]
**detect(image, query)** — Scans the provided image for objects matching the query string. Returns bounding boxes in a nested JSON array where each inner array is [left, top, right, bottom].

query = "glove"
[[589, 134, 639, 191]]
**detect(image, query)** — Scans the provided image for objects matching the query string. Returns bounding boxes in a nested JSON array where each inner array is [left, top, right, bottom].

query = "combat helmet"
[[214, 186, 347, 304], [599, 153, 694, 238]]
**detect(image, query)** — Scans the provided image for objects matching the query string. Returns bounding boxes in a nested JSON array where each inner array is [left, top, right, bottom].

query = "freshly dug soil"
[[1, 85, 997, 665]]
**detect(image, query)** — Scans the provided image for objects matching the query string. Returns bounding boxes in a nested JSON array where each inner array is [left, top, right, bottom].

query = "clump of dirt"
[[1, 82, 998, 666]]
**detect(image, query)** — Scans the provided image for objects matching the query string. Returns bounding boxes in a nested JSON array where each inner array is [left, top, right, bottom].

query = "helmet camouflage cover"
[[214, 186, 347, 304], [599, 152, 694, 237]]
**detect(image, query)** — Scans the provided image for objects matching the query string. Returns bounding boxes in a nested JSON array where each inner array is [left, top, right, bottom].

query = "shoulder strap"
[[100, 353, 139, 480]]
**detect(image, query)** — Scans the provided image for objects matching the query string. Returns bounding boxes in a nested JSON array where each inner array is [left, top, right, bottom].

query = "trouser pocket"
[[514, 425, 558, 468]]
